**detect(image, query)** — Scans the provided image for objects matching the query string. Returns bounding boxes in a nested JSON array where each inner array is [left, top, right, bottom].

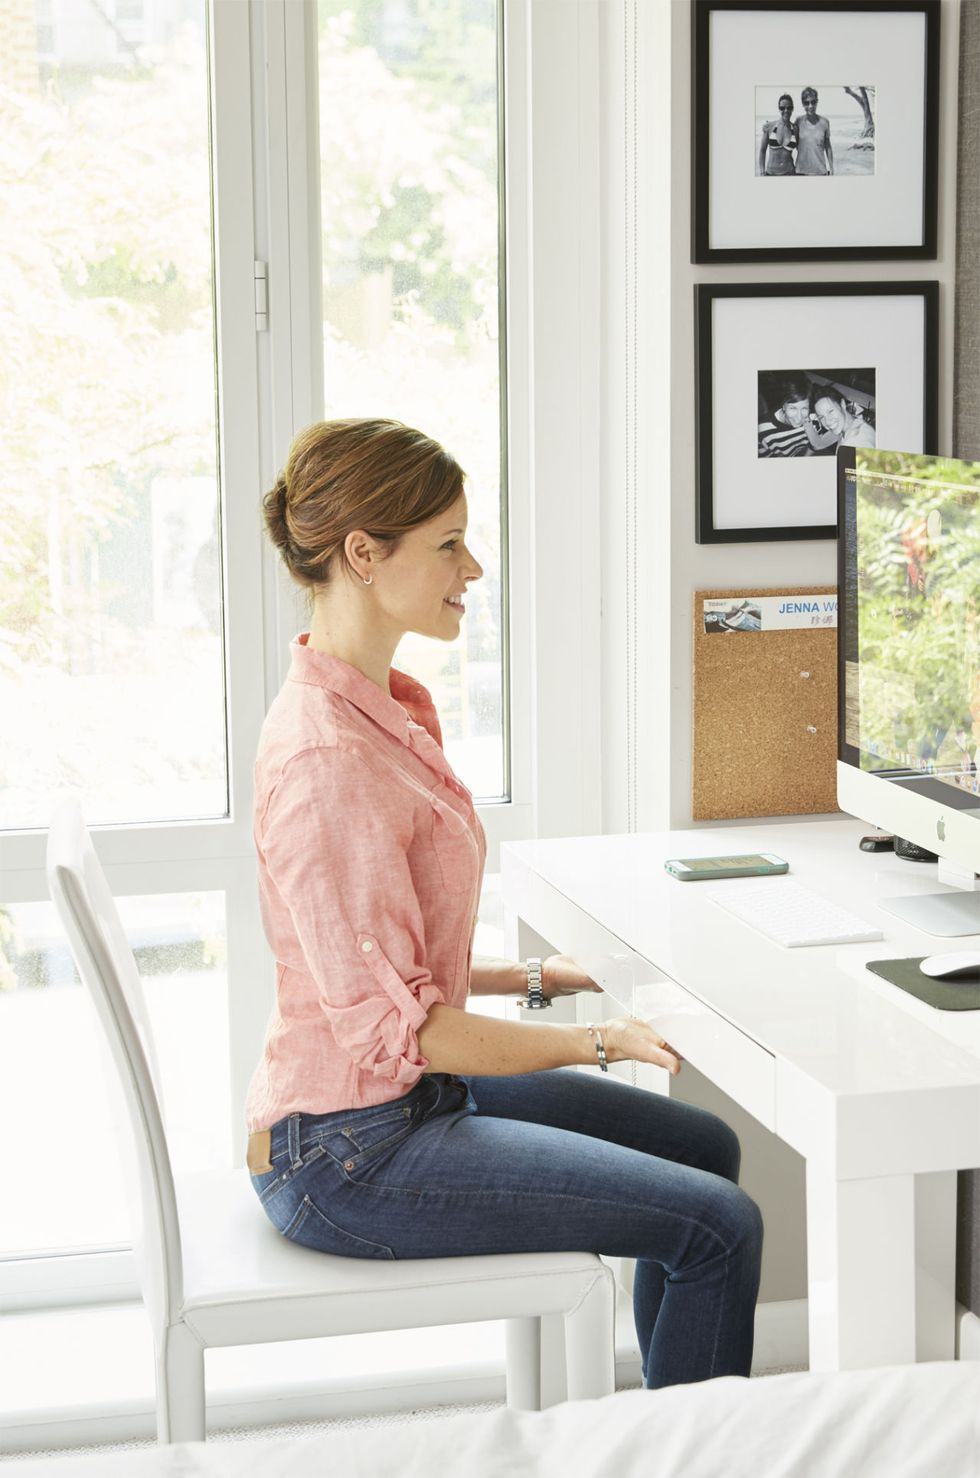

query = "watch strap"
[[518, 955, 551, 1009]]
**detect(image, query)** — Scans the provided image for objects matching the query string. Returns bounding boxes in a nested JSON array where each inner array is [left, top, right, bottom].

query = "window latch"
[[254, 261, 269, 332]]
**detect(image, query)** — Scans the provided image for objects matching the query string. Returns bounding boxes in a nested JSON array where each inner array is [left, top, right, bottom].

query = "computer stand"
[[879, 888, 980, 937]]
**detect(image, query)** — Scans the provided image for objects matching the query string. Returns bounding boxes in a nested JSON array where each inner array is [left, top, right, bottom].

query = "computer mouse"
[[918, 952, 980, 980]]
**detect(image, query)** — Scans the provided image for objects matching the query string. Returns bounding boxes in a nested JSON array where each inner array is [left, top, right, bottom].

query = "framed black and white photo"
[[692, 0, 940, 263], [694, 282, 938, 542]]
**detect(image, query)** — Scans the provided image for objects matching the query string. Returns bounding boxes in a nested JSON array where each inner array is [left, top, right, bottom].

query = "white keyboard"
[[706, 878, 884, 948]]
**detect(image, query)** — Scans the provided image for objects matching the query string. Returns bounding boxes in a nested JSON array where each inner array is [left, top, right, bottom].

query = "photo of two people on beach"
[[755, 84, 876, 177]]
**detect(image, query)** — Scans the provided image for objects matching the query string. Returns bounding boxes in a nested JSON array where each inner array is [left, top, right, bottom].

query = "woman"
[[812, 388, 876, 448], [795, 88, 833, 176], [757, 94, 798, 176], [246, 417, 763, 1389]]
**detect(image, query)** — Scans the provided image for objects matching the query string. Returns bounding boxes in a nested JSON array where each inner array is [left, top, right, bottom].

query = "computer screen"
[[837, 447, 980, 930]]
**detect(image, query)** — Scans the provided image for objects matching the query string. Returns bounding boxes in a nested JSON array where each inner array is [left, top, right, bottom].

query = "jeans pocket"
[[347, 1107, 418, 1157], [282, 1194, 396, 1259], [315, 1101, 420, 1168]]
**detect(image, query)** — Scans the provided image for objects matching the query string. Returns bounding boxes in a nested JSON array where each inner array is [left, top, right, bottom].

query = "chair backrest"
[[45, 792, 183, 1332]]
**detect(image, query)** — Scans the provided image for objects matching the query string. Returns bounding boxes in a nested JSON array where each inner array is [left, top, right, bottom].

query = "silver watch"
[[518, 956, 551, 1009]]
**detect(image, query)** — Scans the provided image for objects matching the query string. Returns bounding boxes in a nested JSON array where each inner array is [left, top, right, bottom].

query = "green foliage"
[[2, 3, 504, 828], [0, 29, 214, 667], [855, 454, 980, 770], [317, 2, 498, 345]]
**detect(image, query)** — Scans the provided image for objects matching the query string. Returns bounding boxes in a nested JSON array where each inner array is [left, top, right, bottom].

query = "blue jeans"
[[250, 1069, 763, 1389]]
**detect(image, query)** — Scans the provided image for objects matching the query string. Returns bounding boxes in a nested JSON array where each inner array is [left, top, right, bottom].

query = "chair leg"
[[504, 1316, 542, 1410], [155, 1320, 206, 1444], [564, 1266, 617, 1401]]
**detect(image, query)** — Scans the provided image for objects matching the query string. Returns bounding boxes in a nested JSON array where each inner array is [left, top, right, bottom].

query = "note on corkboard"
[[692, 587, 839, 821]]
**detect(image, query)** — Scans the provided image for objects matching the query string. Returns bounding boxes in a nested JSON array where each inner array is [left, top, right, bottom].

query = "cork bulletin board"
[[692, 587, 839, 821]]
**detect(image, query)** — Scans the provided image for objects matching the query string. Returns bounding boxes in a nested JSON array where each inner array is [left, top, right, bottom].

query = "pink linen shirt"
[[244, 633, 487, 1133]]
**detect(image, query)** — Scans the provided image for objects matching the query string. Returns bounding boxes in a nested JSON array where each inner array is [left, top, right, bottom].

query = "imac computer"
[[838, 446, 980, 937]]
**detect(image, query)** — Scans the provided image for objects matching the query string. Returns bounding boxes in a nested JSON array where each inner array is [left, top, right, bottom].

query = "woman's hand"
[[602, 1016, 684, 1076], [542, 954, 604, 999]]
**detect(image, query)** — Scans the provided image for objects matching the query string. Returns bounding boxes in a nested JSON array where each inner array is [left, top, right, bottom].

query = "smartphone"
[[664, 853, 789, 881]]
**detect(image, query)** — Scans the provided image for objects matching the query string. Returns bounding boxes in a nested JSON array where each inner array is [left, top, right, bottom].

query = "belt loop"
[[287, 1113, 303, 1170]]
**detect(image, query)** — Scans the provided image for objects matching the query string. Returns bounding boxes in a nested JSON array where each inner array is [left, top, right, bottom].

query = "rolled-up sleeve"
[[258, 745, 446, 1086]]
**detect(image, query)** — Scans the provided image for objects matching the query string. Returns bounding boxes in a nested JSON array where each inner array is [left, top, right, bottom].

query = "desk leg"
[[502, 904, 549, 975], [805, 1164, 956, 1369], [913, 1169, 957, 1362]]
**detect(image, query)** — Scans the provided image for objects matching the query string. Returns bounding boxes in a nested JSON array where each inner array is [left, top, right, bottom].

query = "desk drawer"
[[587, 952, 775, 1132], [627, 975, 774, 1131], [506, 866, 775, 1130]]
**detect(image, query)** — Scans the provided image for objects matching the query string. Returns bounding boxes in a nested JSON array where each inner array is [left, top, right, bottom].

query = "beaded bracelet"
[[585, 1022, 609, 1073]]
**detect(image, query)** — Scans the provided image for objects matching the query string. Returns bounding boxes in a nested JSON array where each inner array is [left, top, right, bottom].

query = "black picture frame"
[[694, 281, 939, 543], [692, 0, 940, 263]]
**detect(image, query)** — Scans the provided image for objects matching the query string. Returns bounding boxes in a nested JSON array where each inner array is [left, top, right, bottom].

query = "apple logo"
[[937, 817, 946, 842]]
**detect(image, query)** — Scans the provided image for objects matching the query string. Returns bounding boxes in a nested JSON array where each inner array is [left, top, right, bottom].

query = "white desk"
[[500, 815, 980, 1371]]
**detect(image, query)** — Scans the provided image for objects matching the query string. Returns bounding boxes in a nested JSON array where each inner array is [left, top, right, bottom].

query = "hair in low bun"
[[261, 475, 293, 562], [262, 418, 465, 613]]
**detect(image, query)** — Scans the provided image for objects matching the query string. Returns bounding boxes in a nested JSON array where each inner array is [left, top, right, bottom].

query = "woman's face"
[[802, 91, 818, 116], [815, 396, 845, 434], [368, 490, 484, 642], [778, 98, 793, 118]]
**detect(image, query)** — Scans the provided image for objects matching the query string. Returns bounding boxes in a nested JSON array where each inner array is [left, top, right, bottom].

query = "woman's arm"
[[418, 1002, 682, 1077], [468, 954, 526, 996], [468, 953, 604, 1000]]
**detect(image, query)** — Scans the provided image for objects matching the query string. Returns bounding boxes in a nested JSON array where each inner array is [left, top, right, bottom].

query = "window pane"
[[316, 0, 506, 800], [0, 893, 230, 1257], [0, 3, 226, 831]]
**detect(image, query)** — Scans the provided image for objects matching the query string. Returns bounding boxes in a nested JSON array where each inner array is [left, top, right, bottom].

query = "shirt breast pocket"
[[429, 793, 478, 896]]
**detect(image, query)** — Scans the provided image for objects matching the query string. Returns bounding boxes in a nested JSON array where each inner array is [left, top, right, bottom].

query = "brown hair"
[[262, 418, 465, 607]]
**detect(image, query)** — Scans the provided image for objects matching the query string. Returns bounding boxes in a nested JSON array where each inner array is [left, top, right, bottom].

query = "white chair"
[[45, 795, 616, 1444]]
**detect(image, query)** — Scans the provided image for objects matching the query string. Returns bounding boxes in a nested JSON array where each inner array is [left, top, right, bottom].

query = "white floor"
[[1, 1396, 510, 1464]]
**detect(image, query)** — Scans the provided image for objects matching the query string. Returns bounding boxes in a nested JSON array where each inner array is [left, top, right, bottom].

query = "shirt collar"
[[288, 632, 437, 750]]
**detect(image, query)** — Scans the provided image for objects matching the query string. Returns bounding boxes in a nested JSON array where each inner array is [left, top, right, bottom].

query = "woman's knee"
[[724, 1182, 764, 1259], [698, 1112, 742, 1184], [695, 1180, 763, 1266], [666, 1180, 762, 1281]]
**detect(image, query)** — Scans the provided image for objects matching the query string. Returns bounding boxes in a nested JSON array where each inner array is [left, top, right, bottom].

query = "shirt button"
[[361, 940, 373, 953]]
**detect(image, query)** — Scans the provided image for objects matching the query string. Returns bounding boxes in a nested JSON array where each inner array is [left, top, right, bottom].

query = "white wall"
[[591, 0, 962, 1305], [598, 0, 961, 836]]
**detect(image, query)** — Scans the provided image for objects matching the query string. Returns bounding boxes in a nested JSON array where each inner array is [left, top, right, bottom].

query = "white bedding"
[[8, 1363, 980, 1478]]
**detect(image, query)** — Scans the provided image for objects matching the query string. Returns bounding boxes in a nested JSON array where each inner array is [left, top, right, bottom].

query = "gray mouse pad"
[[865, 957, 980, 1011]]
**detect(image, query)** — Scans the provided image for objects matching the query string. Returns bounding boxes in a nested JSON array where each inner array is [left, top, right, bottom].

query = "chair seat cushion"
[[176, 1169, 609, 1347]]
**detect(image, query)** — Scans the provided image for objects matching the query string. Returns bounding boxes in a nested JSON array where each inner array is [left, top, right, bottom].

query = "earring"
[[362, 575, 373, 586]]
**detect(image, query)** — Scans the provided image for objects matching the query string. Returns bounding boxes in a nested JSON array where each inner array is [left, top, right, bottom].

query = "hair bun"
[[262, 473, 293, 558]]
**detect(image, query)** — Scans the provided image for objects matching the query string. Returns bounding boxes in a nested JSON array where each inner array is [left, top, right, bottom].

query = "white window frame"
[[264, 0, 602, 865], [1, 0, 269, 1311], [1, 0, 602, 1313]]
